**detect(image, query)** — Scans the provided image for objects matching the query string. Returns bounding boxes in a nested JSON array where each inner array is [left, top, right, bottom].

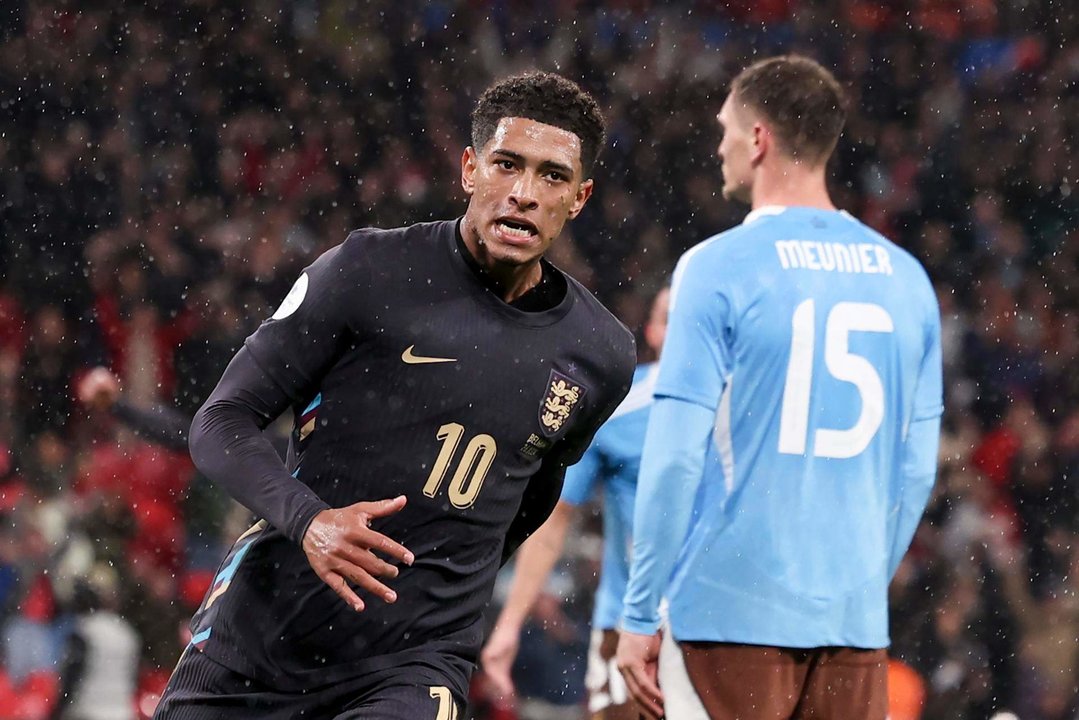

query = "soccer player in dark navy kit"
[[154, 72, 636, 720]]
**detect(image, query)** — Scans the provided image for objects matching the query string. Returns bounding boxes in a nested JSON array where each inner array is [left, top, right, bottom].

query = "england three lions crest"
[[539, 369, 587, 437]]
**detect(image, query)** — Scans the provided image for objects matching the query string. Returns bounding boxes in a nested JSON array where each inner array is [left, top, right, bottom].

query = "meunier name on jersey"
[[775, 240, 894, 275]]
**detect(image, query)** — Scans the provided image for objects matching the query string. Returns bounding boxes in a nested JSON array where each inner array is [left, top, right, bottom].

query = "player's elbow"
[[187, 400, 214, 473], [187, 397, 244, 475]]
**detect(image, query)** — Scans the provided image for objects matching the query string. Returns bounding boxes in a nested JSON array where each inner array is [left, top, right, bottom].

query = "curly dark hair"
[[471, 72, 606, 177], [731, 55, 847, 165]]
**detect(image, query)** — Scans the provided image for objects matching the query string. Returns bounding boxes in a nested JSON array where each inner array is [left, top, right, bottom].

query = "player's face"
[[716, 95, 754, 203], [461, 117, 594, 268]]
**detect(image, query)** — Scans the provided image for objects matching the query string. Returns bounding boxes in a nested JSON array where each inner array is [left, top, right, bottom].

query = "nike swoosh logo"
[[401, 345, 457, 364]]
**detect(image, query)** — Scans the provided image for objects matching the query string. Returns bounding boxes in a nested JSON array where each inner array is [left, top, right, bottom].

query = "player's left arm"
[[500, 422, 602, 566], [502, 346, 634, 566], [501, 458, 567, 567], [483, 433, 606, 698], [488, 444, 601, 639], [887, 292, 944, 578]]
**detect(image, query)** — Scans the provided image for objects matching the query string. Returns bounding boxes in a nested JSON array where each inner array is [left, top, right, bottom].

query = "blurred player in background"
[[618, 55, 943, 720], [481, 287, 706, 720], [77, 367, 190, 452], [155, 72, 636, 720]]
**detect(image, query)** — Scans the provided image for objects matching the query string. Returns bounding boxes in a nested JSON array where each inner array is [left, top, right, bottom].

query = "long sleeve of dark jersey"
[[502, 351, 635, 565], [189, 347, 329, 545], [501, 459, 566, 566]]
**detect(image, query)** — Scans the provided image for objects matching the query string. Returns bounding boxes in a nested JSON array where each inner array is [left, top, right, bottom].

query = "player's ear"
[[566, 178, 594, 220], [750, 122, 767, 166], [461, 147, 477, 195]]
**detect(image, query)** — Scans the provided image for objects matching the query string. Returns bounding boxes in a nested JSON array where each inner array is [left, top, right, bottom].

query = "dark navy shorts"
[[154, 647, 467, 720]]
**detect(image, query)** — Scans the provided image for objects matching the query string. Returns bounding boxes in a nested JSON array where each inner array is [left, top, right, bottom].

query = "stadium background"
[[1, 0, 1077, 718]]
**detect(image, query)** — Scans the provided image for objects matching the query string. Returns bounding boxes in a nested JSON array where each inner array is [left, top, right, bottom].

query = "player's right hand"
[[480, 621, 520, 702], [301, 496, 414, 612], [616, 630, 664, 720]]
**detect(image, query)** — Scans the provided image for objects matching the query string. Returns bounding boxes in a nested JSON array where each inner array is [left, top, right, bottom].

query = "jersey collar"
[[742, 205, 787, 225], [444, 219, 576, 328]]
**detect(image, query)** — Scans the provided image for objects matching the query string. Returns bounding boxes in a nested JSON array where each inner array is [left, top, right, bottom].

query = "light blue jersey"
[[622, 206, 942, 649], [562, 363, 657, 630]]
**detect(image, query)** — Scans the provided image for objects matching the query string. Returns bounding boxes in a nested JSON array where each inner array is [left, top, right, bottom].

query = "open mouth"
[[495, 217, 539, 239]]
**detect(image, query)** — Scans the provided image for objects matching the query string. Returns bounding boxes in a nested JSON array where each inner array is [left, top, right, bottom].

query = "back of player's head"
[[471, 72, 606, 177], [730, 55, 847, 165]]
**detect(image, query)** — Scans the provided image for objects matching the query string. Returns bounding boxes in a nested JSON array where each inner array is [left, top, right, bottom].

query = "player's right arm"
[[621, 249, 731, 633], [189, 348, 331, 545], [189, 237, 413, 611], [619, 248, 731, 719]]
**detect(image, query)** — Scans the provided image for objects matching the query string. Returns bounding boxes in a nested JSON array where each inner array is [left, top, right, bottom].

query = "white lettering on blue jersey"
[[775, 240, 894, 275]]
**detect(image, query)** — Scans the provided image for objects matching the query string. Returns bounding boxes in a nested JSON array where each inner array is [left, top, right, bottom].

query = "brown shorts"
[[679, 642, 888, 720]]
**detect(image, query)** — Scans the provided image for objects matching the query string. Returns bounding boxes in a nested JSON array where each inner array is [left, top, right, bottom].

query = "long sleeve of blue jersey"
[[621, 397, 713, 634], [887, 301, 944, 577], [621, 247, 734, 635], [887, 415, 940, 577]]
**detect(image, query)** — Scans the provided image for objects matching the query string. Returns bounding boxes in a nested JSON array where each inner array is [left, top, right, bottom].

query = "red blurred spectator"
[[91, 251, 193, 406], [75, 443, 190, 575]]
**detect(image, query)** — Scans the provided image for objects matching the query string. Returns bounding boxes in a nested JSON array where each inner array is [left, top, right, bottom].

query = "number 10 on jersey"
[[778, 299, 894, 459], [423, 423, 497, 508]]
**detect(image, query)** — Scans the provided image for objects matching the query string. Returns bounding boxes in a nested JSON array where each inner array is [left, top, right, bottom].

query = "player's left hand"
[[302, 496, 414, 612], [616, 629, 663, 720]]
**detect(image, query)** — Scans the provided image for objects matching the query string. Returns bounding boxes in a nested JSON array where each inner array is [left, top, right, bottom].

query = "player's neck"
[[751, 163, 835, 212], [483, 261, 543, 304], [458, 217, 543, 303]]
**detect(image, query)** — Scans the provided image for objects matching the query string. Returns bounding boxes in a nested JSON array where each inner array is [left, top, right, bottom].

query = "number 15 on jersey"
[[778, 299, 894, 459]]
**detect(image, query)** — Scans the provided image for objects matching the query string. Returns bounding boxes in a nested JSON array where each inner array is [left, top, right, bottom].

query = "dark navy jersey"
[[186, 219, 635, 694]]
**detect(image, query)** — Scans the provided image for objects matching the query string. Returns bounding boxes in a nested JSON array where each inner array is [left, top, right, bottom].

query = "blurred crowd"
[[0, 0, 1077, 718]]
